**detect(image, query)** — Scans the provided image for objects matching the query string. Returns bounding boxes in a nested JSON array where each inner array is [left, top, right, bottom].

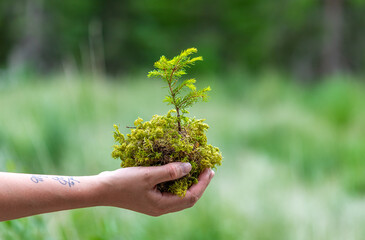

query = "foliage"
[[3, 1, 365, 77], [147, 48, 210, 131], [112, 49, 221, 196]]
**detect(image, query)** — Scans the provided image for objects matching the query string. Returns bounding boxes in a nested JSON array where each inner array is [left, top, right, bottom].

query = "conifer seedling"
[[112, 48, 222, 197]]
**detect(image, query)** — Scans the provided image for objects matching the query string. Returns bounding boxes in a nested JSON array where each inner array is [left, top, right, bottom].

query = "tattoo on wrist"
[[30, 175, 80, 187]]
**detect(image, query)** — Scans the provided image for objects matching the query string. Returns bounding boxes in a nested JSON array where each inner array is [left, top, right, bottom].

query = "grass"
[[1, 72, 365, 239]]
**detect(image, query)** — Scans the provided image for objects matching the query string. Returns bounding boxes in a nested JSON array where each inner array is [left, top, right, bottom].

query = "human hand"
[[97, 162, 214, 216]]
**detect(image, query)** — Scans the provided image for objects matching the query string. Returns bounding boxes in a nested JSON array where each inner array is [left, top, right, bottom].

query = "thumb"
[[148, 162, 192, 185]]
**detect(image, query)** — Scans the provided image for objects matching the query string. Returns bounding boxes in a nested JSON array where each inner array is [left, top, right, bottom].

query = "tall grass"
[[1, 73, 365, 239]]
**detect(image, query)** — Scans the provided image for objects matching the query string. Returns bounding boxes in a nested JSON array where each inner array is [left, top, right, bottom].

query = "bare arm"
[[0, 162, 214, 221]]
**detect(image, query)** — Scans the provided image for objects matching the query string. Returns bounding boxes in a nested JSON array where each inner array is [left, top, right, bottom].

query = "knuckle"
[[188, 194, 199, 207], [167, 164, 179, 180], [150, 196, 166, 215], [151, 197, 161, 208], [151, 204, 166, 217], [142, 169, 154, 186]]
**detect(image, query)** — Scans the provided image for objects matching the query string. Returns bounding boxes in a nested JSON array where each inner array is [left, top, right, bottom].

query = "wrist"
[[88, 173, 114, 207], [70, 175, 108, 208]]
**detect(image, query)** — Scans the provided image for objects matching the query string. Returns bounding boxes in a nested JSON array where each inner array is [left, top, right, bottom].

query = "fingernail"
[[209, 169, 215, 179], [181, 163, 192, 175]]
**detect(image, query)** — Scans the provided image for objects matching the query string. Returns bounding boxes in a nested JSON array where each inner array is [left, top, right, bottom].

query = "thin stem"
[[166, 57, 183, 133], [167, 79, 182, 132], [176, 107, 182, 132]]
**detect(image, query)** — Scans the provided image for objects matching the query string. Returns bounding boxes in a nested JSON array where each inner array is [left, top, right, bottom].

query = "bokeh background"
[[1, 0, 365, 239]]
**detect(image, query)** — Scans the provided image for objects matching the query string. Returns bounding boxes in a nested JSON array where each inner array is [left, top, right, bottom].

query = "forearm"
[[0, 172, 103, 221], [0, 163, 213, 220]]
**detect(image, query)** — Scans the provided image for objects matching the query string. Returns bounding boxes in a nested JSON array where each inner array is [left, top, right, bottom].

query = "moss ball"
[[112, 110, 222, 197]]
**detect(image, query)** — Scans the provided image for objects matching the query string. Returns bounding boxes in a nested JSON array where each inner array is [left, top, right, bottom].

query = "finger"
[[154, 168, 214, 212], [153, 190, 196, 214], [185, 168, 214, 203], [148, 162, 192, 185]]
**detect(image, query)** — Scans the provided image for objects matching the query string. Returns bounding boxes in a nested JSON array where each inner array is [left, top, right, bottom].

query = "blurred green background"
[[1, 0, 365, 239]]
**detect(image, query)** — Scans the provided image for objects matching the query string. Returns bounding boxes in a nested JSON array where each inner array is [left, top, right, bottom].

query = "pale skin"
[[0, 162, 214, 222]]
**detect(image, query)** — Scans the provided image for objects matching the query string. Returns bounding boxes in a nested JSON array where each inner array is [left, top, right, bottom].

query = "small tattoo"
[[30, 175, 48, 183], [52, 177, 80, 187], [30, 175, 80, 187]]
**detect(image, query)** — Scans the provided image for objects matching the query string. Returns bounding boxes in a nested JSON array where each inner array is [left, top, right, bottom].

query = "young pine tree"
[[147, 48, 211, 132], [112, 48, 222, 197]]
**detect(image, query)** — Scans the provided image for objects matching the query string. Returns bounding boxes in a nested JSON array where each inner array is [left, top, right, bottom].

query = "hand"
[[97, 162, 215, 216]]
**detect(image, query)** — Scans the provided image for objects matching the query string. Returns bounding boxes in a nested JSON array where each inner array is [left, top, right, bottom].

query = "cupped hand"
[[97, 162, 214, 216]]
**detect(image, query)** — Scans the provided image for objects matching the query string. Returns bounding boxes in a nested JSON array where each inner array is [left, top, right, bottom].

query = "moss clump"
[[112, 110, 222, 197], [112, 48, 222, 197]]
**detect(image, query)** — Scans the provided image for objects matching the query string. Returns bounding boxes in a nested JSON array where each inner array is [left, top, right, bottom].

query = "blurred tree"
[[0, 0, 365, 79], [321, 0, 345, 75], [8, 0, 47, 71], [0, 1, 13, 68]]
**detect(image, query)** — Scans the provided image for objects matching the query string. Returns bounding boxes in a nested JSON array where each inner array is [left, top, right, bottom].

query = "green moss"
[[112, 48, 222, 197], [112, 110, 222, 197]]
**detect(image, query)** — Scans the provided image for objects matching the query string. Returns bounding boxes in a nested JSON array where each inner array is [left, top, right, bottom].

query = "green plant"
[[147, 48, 211, 132], [112, 48, 222, 197]]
